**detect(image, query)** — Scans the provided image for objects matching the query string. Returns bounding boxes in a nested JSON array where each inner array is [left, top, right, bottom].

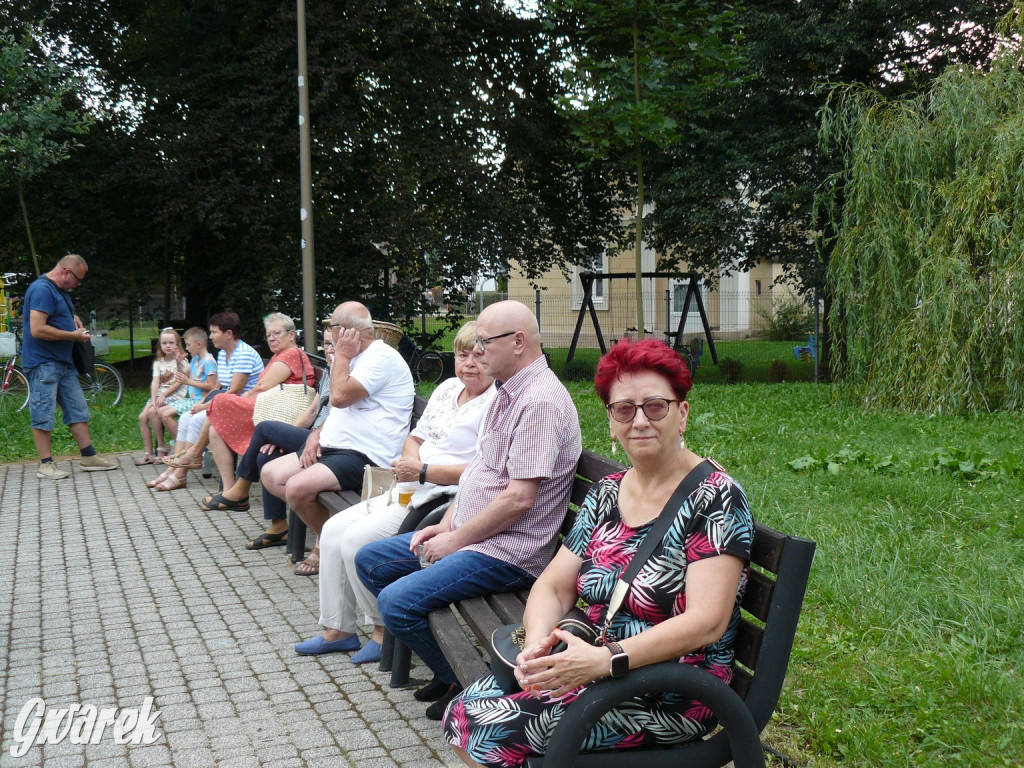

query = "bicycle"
[[1, 327, 30, 416], [77, 332, 124, 408], [398, 333, 445, 385]]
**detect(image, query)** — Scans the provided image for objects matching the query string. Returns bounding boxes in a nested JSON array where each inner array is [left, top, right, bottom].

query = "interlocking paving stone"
[[0, 456, 461, 767]]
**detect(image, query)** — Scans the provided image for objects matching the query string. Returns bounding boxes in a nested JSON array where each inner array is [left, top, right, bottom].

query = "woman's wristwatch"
[[607, 640, 629, 678]]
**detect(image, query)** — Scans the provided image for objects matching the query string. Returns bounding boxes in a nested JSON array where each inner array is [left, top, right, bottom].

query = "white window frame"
[[669, 277, 706, 334], [571, 254, 609, 310]]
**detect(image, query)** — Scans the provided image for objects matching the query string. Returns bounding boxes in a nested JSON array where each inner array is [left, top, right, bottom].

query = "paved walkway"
[[0, 455, 459, 768]]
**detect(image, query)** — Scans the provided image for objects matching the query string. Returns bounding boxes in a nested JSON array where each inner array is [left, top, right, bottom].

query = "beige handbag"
[[252, 353, 317, 426], [361, 465, 395, 502]]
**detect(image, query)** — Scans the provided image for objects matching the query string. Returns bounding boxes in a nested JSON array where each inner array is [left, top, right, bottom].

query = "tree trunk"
[[632, 10, 645, 338], [17, 179, 41, 276]]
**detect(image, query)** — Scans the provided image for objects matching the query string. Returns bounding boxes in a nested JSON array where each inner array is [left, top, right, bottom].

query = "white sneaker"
[[37, 462, 70, 480], [80, 455, 119, 472]]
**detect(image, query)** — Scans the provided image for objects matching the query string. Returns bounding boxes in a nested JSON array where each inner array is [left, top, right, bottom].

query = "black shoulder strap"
[[620, 458, 716, 584], [603, 459, 717, 624], [54, 281, 75, 318]]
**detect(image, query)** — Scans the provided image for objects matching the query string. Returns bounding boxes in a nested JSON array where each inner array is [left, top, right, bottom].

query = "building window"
[[755, 280, 762, 296], [671, 280, 704, 315], [571, 254, 609, 309]]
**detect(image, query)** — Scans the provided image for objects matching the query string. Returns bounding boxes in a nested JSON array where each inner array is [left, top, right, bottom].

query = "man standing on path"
[[22, 253, 119, 479], [356, 299, 582, 719]]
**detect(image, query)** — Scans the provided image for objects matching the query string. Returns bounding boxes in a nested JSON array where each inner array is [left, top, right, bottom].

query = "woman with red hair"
[[443, 339, 755, 767]]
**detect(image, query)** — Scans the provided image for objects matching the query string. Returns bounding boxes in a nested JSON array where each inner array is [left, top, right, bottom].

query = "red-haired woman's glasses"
[[606, 397, 681, 423]]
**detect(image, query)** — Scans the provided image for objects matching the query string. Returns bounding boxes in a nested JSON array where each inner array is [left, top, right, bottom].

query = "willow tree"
[[819, 50, 1024, 413]]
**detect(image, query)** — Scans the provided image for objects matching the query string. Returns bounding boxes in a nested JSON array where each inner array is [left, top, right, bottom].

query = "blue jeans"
[[26, 361, 90, 431], [355, 532, 534, 684]]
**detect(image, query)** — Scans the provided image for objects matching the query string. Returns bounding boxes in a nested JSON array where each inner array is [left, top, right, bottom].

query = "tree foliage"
[[820, 49, 1024, 413], [0, 17, 94, 276], [729, 0, 1016, 290], [542, 0, 742, 334], [0, 0, 615, 334]]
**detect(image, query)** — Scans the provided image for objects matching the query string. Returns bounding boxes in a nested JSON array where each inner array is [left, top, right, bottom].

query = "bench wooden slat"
[[740, 568, 775, 624], [750, 521, 786, 573], [428, 607, 491, 688], [576, 451, 623, 483], [319, 489, 362, 516], [488, 591, 530, 626], [732, 620, 764, 672], [454, 596, 506, 645]]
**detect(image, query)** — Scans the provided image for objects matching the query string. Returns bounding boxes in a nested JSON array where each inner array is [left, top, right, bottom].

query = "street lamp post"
[[297, 0, 316, 351]]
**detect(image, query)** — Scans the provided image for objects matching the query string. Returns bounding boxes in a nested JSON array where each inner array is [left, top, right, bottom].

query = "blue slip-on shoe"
[[350, 639, 382, 664], [294, 634, 361, 656]]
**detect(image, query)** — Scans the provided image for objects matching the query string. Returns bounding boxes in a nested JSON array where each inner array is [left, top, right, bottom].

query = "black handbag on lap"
[[488, 459, 716, 694]]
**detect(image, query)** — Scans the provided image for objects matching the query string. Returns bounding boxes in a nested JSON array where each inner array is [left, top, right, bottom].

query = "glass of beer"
[[397, 482, 416, 507]]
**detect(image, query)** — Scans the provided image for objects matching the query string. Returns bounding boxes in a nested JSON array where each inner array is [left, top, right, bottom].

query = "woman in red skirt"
[[205, 312, 313, 506]]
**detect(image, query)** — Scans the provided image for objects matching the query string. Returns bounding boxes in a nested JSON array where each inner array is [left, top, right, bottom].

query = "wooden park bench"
[[401, 447, 817, 768]]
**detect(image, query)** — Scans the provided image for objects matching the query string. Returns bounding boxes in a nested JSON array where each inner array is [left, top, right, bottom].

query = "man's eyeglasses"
[[473, 331, 516, 350], [606, 397, 682, 423], [65, 268, 86, 285]]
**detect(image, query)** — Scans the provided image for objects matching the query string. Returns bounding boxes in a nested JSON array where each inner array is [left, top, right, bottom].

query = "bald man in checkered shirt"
[[356, 300, 582, 719]]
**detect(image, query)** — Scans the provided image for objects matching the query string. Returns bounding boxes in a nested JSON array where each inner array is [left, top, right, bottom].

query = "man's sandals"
[[246, 530, 288, 550], [201, 493, 250, 512]]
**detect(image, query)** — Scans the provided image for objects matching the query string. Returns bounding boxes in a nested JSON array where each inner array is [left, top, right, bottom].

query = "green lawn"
[[4, 380, 1020, 766]]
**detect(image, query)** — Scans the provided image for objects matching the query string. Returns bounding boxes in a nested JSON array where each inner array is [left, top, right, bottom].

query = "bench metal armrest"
[[542, 661, 765, 768]]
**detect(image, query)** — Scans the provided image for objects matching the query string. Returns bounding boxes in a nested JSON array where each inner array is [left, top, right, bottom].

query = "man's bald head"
[[474, 300, 543, 381]]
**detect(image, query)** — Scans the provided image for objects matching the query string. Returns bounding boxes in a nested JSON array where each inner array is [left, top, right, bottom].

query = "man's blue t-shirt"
[[21, 277, 76, 368]]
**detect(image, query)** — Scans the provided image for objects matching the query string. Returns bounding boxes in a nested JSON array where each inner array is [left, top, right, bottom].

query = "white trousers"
[[318, 493, 410, 633], [178, 410, 207, 444]]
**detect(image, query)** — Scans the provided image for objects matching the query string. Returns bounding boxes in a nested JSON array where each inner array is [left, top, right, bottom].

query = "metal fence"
[[448, 287, 823, 383]]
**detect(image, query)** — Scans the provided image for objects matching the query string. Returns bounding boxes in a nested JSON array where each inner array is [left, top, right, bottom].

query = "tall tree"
[[820, 46, 1024, 413], [643, 0, 1015, 378], [0, 0, 616, 334], [543, 0, 742, 335], [0, 18, 93, 276]]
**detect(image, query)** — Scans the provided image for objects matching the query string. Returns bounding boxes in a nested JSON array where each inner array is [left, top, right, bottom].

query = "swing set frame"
[[566, 271, 718, 366]]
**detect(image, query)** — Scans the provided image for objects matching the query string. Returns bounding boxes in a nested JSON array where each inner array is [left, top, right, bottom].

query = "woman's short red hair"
[[594, 338, 692, 404]]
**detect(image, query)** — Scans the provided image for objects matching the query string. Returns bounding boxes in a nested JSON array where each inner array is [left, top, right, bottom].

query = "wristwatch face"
[[610, 652, 629, 678]]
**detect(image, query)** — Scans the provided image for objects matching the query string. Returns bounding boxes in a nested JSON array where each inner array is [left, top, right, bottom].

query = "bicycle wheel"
[[414, 351, 444, 385], [0, 364, 30, 415], [78, 362, 124, 408], [679, 348, 696, 377]]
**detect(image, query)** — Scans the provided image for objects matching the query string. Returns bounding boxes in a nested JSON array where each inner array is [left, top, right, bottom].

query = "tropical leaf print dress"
[[443, 467, 754, 768]]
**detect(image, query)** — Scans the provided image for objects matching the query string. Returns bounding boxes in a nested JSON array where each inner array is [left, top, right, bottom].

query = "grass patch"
[[3, 379, 1021, 765]]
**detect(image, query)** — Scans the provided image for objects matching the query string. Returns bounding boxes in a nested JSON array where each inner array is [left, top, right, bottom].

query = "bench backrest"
[[305, 351, 328, 389], [562, 449, 816, 732]]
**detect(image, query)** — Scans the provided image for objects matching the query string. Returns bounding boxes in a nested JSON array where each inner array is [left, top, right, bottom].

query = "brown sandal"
[[163, 452, 202, 469]]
